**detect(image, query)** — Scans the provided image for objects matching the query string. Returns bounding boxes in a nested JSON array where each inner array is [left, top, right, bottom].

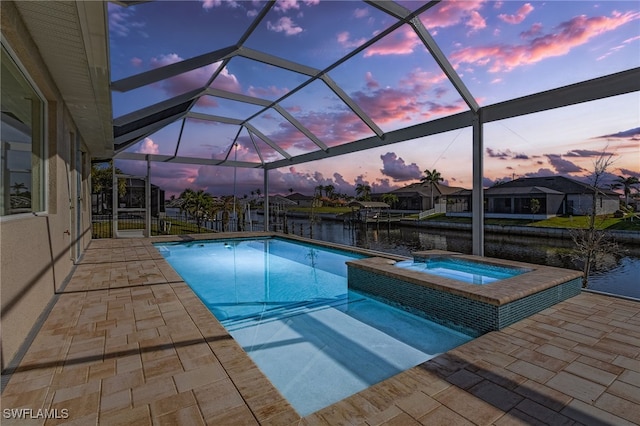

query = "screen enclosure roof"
[[109, 0, 640, 170]]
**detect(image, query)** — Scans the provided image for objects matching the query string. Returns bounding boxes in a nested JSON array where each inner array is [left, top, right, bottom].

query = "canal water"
[[281, 217, 640, 300], [165, 207, 639, 299]]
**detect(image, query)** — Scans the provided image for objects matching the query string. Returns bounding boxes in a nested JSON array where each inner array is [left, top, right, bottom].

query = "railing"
[[418, 203, 447, 220], [91, 214, 263, 239]]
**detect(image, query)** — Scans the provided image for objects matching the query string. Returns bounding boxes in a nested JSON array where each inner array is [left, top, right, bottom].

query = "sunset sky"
[[109, 0, 640, 198]]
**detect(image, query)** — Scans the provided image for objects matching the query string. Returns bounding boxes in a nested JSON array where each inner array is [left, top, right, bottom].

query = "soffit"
[[15, 1, 113, 157]]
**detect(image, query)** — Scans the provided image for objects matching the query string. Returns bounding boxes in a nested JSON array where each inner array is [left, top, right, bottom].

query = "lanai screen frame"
[[109, 1, 640, 255]]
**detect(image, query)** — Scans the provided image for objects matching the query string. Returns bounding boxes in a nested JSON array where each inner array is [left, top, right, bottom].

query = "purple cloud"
[[379, 152, 422, 182], [545, 154, 584, 174], [596, 127, 640, 140], [564, 149, 614, 157]]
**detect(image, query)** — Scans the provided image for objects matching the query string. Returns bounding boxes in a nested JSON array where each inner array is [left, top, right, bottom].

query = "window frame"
[[0, 37, 48, 220]]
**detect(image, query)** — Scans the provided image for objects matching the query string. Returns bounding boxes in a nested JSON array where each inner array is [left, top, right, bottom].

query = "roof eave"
[[15, 1, 113, 157]]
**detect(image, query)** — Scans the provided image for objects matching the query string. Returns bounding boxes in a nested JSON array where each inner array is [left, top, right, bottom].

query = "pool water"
[[156, 238, 472, 416], [394, 258, 527, 285]]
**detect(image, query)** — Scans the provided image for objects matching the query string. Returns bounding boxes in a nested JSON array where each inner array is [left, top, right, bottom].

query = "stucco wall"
[[1, 2, 92, 371]]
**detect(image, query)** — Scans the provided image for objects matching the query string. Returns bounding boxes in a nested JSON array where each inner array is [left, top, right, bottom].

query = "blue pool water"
[[394, 258, 527, 285], [156, 238, 472, 416]]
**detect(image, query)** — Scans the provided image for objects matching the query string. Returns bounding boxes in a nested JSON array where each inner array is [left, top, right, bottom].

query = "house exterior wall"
[[566, 194, 619, 215], [448, 191, 616, 219], [1, 2, 93, 370]]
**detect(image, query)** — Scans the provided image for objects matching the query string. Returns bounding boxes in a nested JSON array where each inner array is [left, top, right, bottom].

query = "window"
[[1, 43, 45, 216]]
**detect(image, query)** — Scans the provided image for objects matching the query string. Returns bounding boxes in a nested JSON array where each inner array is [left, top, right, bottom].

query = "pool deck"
[[2, 234, 639, 425]]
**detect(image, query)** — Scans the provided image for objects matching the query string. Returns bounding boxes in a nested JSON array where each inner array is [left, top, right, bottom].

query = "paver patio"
[[2, 235, 639, 425]]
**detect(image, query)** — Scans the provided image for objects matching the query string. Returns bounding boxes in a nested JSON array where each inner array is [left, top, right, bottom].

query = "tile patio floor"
[[2, 235, 639, 425]]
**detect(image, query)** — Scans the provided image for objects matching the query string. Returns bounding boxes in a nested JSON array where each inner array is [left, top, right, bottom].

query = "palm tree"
[[314, 185, 324, 198], [216, 195, 243, 232], [91, 162, 127, 210], [324, 184, 335, 199], [355, 183, 371, 201], [421, 169, 444, 209], [180, 188, 213, 232], [10, 182, 26, 196], [381, 193, 398, 208], [615, 175, 639, 207]]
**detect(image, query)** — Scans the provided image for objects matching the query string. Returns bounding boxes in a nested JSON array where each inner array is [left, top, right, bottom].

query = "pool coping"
[[3, 232, 640, 425], [346, 250, 583, 306]]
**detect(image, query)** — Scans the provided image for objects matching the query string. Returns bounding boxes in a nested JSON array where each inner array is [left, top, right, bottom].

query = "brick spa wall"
[[347, 267, 581, 336]]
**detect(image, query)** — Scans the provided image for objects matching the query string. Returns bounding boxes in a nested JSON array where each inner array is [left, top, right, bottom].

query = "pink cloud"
[[421, 1, 487, 31], [285, 109, 373, 147], [267, 16, 303, 36], [285, 105, 302, 113], [272, 0, 318, 13], [399, 69, 447, 91], [130, 57, 143, 67], [364, 26, 421, 57], [498, 3, 534, 25], [365, 72, 379, 90], [149, 54, 241, 103], [337, 31, 367, 49], [136, 137, 160, 155], [597, 34, 640, 60], [210, 67, 243, 93], [193, 96, 219, 109], [342, 67, 462, 128], [201, 0, 240, 10], [520, 22, 543, 39], [354, 8, 369, 19], [349, 68, 467, 127], [450, 10, 640, 73], [274, 0, 300, 13], [247, 85, 290, 98], [468, 11, 487, 31]]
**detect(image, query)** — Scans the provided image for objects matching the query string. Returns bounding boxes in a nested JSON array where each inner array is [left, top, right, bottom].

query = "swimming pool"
[[156, 237, 472, 416], [394, 257, 527, 285]]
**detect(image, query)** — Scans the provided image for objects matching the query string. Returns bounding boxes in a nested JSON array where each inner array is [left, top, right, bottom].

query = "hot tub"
[[347, 250, 583, 336]]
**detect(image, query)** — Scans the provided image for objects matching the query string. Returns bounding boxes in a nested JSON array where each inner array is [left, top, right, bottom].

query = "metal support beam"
[[204, 88, 272, 107], [244, 124, 292, 160], [112, 161, 117, 237], [365, 0, 413, 19], [267, 111, 473, 169], [273, 105, 328, 151], [114, 88, 202, 126], [472, 110, 484, 256], [248, 131, 265, 165], [410, 17, 479, 113], [114, 111, 188, 153], [320, 74, 384, 138], [111, 45, 238, 92], [114, 152, 262, 168], [483, 67, 640, 122], [263, 169, 269, 232], [186, 111, 243, 125], [145, 155, 151, 237], [237, 47, 320, 77]]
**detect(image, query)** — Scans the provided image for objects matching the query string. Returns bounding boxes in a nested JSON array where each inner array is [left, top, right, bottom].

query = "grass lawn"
[[286, 209, 640, 231], [422, 213, 640, 231], [531, 215, 640, 231], [289, 206, 352, 214], [92, 218, 214, 238]]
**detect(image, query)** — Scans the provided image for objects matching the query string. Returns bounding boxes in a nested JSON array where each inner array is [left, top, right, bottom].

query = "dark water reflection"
[[284, 218, 640, 300]]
